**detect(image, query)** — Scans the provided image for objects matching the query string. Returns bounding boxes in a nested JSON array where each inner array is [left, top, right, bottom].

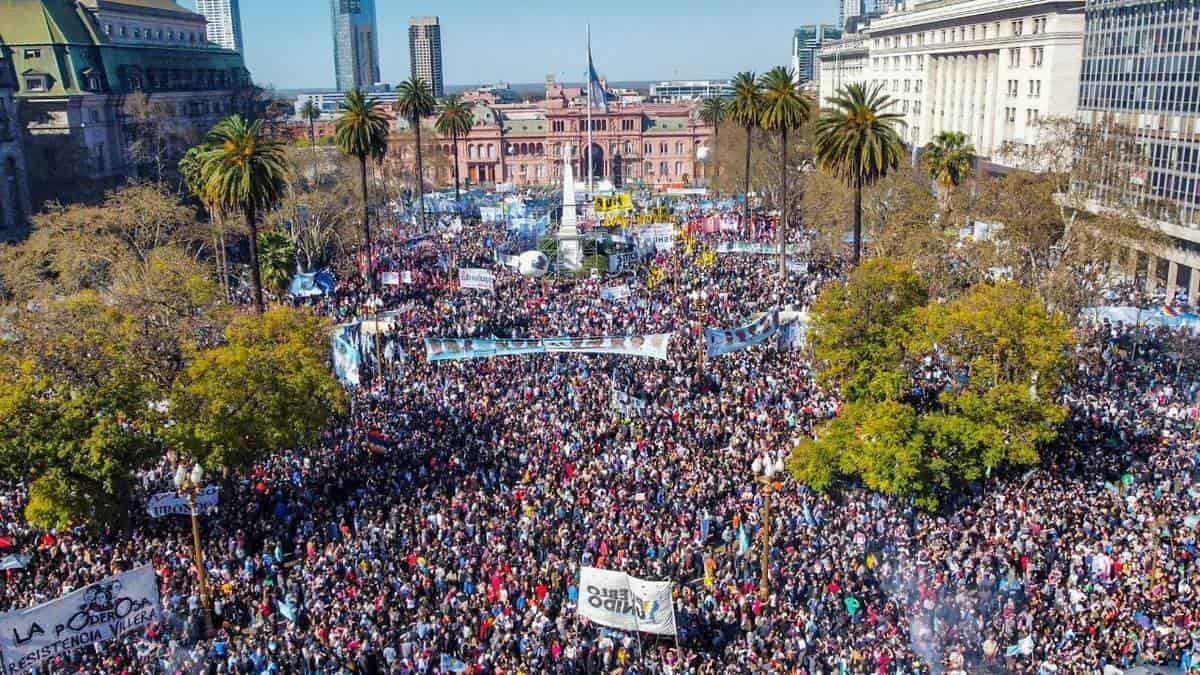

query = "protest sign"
[[577, 566, 676, 636], [145, 486, 219, 518], [425, 333, 672, 362]]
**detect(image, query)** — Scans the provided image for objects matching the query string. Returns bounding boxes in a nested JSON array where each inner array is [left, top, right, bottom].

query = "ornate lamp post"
[[174, 463, 215, 637], [751, 454, 785, 600]]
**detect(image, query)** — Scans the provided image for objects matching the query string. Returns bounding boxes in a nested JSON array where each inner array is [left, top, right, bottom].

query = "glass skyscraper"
[[792, 25, 843, 84], [331, 0, 381, 92], [196, 0, 243, 52]]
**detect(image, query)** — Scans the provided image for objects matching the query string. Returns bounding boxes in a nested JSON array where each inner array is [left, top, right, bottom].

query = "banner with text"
[[577, 566, 676, 636], [458, 268, 495, 291], [425, 334, 672, 362], [612, 389, 648, 417], [715, 242, 808, 255], [705, 311, 780, 357], [0, 565, 159, 673], [145, 486, 219, 518]]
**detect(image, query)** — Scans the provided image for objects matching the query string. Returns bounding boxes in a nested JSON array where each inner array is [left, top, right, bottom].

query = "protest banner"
[[611, 389, 648, 417], [425, 333, 672, 362], [577, 566, 676, 636], [145, 486, 219, 518], [458, 268, 495, 291], [705, 311, 780, 357], [600, 285, 632, 301], [0, 565, 159, 673]]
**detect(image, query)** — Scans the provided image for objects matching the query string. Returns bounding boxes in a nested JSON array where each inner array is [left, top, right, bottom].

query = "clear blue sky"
[[181, 0, 840, 90]]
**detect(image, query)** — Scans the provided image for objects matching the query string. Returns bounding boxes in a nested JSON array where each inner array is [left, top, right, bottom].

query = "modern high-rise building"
[[792, 25, 844, 84], [408, 16, 444, 98], [331, 0, 381, 92], [840, 0, 863, 30], [195, 0, 243, 52], [1073, 0, 1200, 303]]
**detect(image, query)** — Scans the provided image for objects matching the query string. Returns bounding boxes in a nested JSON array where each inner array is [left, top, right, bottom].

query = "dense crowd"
[[1, 210, 1198, 675]]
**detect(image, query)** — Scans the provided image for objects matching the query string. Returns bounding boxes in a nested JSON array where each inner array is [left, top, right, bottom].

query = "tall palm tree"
[[395, 77, 437, 228], [923, 130, 974, 216], [729, 72, 762, 228], [758, 66, 812, 282], [435, 96, 475, 204], [698, 96, 727, 185], [180, 144, 230, 299], [333, 89, 389, 287], [299, 100, 321, 148], [815, 83, 906, 265], [195, 115, 290, 314]]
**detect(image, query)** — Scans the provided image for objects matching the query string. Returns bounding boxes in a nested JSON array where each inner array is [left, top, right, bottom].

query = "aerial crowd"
[[0, 210, 1198, 675]]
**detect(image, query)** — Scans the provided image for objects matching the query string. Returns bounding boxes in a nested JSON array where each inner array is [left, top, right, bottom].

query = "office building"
[[4, 0, 250, 203], [857, 0, 1085, 168], [295, 88, 401, 117], [1073, 0, 1200, 303], [195, 0, 243, 52], [792, 25, 844, 84], [841, 0, 863, 30], [817, 36, 871, 106], [331, 0, 381, 92], [409, 16, 444, 98], [648, 80, 733, 103]]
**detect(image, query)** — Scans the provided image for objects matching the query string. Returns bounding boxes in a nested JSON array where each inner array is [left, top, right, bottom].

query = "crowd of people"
[[0, 210, 1198, 675]]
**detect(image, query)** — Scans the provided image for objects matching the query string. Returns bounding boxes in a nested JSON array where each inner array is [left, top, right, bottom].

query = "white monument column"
[[558, 143, 583, 271]]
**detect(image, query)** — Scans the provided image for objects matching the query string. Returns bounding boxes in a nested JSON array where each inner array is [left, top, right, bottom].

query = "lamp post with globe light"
[[751, 454, 785, 600], [174, 463, 214, 637]]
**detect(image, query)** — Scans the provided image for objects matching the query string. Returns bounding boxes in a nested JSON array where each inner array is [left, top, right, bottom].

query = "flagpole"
[[586, 24, 594, 193]]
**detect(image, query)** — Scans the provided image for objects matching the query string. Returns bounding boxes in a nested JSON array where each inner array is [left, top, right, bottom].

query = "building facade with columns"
[[854, 0, 1086, 169], [0, 60, 32, 240], [392, 78, 713, 190], [817, 35, 872, 106]]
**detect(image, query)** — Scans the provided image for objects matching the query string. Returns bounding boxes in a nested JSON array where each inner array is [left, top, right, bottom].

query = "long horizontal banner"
[[705, 311, 780, 357], [425, 334, 672, 362], [577, 566, 676, 636], [0, 565, 159, 672], [458, 267, 495, 291], [715, 242, 808, 255], [145, 486, 219, 518]]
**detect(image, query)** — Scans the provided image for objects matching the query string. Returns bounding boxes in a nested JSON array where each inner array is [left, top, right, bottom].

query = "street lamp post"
[[174, 464, 215, 638], [751, 454, 785, 600]]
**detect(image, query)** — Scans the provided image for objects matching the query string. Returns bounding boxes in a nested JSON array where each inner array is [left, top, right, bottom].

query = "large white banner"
[[577, 566, 676, 636], [458, 268, 495, 291], [705, 311, 780, 357], [145, 486, 219, 518], [425, 333, 672, 362], [0, 565, 160, 672]]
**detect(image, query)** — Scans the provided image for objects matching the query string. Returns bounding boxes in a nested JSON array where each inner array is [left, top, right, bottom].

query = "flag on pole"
[[586, 27, 608, 113]]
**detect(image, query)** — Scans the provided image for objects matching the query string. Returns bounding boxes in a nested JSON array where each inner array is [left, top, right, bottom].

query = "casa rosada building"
[[391, 79, 715, 190]]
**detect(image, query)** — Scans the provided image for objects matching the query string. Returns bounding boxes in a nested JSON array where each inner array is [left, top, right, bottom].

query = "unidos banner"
[[425, 334, 672, 362], [577, 566, 676, 636], [705, 311, 780, 357], [0, 565, 159, 672]]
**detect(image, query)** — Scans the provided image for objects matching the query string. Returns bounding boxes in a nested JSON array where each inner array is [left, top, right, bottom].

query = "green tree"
[[435, 96, 474, 204], [815, 83, 906, 265], [698, 96, 727, 184], [395, 77, 437, 228], [333, 89, 389, 285], [169, 307, 347, 472], [195, 115, 291, 314], [923, 131, 974, 216], [729, 71, 762, 227], [758, 66, 812, 281], [300, 99, 321, 148], [257, 229, 297, 295], [0, 294, 162, 531], [809, 258, 928, 402]]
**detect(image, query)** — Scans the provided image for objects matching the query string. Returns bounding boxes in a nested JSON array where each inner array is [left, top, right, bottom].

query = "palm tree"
[[195, 115, 290, 313], [180, 144, 230, 299], [729, 72, 762, 228], [698, 96, 727, 184], [395, 77, 437, 228], [923, 131, 974, 216], [758, 66, 812, 282], [333, 89, 389, 287], [815, 83, 906, 265], [299, 100, 321, 148], [436, 96, 475, 204]]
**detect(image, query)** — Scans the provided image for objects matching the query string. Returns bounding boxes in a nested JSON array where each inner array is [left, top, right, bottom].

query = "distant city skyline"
[[181, 0, 840, 90]]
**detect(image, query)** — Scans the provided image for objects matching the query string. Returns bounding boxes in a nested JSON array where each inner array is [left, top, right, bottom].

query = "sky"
[[181, 0, 840, 91]]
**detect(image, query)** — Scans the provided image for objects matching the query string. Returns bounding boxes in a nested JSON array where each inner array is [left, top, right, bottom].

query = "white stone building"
[[851, 0, 1086, 169], [817, 36, 872, 108]]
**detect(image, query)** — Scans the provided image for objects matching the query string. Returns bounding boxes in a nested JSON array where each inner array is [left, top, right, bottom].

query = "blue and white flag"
[[586, 27, 608, 113], [737, 525, 750, 556], [439, 654, 468, 673], [278, 600, 298, 623]]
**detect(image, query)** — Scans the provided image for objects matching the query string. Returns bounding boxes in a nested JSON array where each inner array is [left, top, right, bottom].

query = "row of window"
[[1005, 79, 1043, 98], [1002, 107, 1041, 124], [104, 22, 205, 45], [874, 15, 1050, 51], [449, 139, 697, 160], [547, 118, 644, 134]]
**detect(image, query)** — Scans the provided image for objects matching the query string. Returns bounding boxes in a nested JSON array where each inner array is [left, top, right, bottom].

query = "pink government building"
[[400, 77, 715, 190]]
